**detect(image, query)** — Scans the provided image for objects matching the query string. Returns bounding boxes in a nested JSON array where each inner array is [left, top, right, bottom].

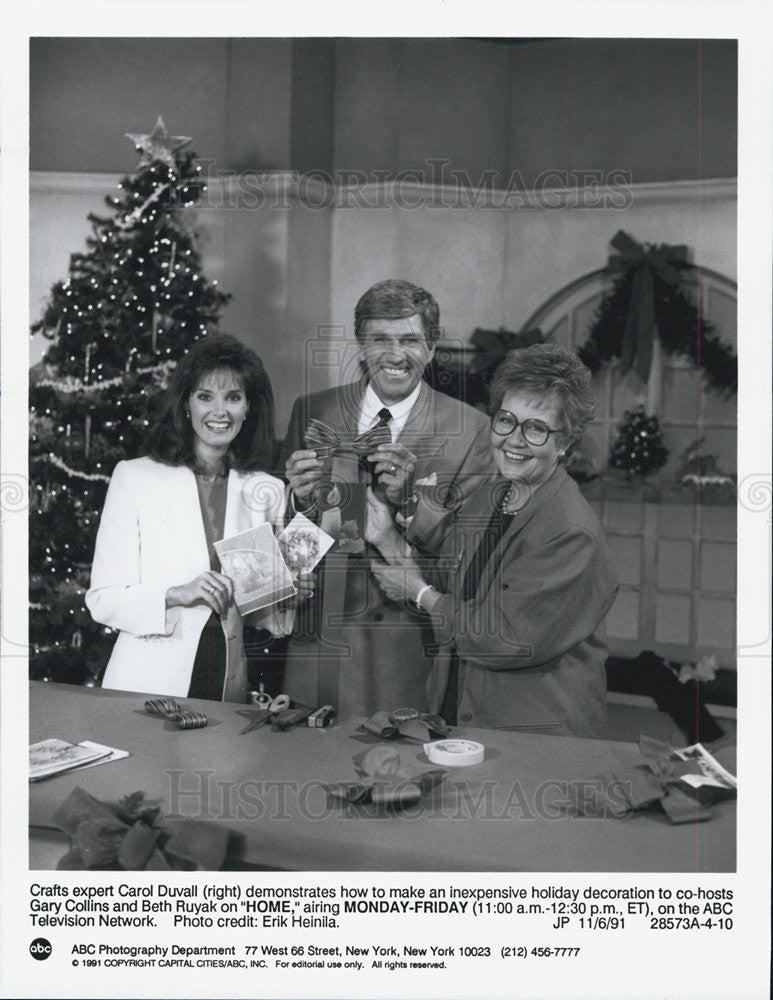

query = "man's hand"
[[285, 449, 324, 501], [366, 442, 417, 504]]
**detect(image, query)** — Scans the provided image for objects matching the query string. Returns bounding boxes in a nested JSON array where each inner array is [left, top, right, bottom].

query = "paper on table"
[[278, 513, 335, 577], [75, 741, 131, 771], [214, 522, 296, 615], [673, 743, 738, 789], [29, 738, 128, 781]]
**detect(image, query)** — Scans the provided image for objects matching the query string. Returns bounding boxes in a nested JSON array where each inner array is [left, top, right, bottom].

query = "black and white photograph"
[[1, 4, 771, 999]]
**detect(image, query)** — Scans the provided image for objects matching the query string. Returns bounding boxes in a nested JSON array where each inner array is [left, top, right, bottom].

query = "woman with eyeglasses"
[[365, 343, 618, 736]]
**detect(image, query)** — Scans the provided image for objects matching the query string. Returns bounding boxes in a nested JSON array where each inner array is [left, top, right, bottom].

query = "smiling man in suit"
[[281, 278, 494, 718]]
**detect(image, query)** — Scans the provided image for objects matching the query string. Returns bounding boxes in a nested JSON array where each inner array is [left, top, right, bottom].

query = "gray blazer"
[[280, 378, 495, 717], [425, 464, 618, 736]]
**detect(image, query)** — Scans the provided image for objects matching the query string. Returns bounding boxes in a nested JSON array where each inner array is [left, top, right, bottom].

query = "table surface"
[[29, 682, 735, 872]]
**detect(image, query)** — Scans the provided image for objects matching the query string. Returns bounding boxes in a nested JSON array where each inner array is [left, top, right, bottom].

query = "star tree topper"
[[125, 116, 192, 167]]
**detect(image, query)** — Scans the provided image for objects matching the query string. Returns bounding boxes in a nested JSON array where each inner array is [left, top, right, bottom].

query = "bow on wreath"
[[608, 230, 688, 382], [469, 326, 544, 376]]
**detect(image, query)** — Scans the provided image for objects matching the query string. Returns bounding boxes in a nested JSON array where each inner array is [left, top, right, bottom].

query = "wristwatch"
[[414, 583, 436, 611]]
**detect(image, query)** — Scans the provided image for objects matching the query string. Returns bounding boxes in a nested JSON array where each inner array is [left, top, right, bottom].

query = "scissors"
[[239, 693, 291, 734]]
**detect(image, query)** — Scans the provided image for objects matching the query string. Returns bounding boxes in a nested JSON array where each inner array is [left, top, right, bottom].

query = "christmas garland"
[[33, 360, 177, 395], [40, 454, 111, 483], [578, 231, 737, 396]]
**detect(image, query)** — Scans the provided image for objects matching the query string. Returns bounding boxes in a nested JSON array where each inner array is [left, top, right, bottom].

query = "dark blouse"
[[195, 474, 228, 572], [440, 491, 514, 725], [187, 473, 228, 700]]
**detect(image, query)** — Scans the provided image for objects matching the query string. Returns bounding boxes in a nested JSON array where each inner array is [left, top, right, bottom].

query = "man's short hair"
[[354, 279, 440, 345]]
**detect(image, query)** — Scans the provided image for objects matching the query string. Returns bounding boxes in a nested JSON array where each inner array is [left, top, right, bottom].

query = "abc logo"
[[30, 938, 52, 961]]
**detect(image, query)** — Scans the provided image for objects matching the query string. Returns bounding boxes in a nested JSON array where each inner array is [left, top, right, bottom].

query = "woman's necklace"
[[498, 483, 521, 515]]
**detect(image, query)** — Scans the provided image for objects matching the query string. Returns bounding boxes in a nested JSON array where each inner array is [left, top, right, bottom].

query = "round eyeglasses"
[[490, 409, 564, 447]]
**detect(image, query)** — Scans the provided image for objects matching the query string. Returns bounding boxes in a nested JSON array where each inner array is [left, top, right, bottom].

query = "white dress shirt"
[[357, 382, 422, 440]]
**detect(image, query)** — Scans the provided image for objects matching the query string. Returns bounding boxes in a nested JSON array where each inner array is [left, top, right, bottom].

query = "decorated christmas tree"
[[609, 406, 669, 479], [29, 118, 231, 683]]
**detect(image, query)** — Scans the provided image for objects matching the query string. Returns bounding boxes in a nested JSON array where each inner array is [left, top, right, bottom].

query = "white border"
[[3, 5, 771, 999]]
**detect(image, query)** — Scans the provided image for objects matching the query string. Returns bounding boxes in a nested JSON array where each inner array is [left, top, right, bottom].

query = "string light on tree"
[[609, 406, 669, 479], [29, 119, 231, 684]]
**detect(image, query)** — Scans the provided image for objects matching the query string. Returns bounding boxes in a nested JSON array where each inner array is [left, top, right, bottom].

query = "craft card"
[[29, 738, 118, 781], [278, 513, 335, 577], [215, 522, 296, 615]]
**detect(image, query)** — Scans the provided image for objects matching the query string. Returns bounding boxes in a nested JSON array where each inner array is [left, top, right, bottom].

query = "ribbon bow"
[[469, 327, 544, 375], [52, 786, 229, 870], [607, 230, 688, 382], [326, 746, 446, 808], [303, 418, 392, 459], [570, 736, 736, 825]]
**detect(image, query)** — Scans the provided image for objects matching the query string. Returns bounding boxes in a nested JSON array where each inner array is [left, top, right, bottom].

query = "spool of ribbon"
[[607, 230, 688, 382], [144, 697, 181, 718], [423, 739, 485, 767], [144, 698, 207, 730], [389, 707, 420, 725], [360, 709, 449, 744], [172, 711, 208, 731]]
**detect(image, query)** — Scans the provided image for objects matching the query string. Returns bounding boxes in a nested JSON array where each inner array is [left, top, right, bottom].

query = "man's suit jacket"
[[86, 456, 288, 700], [425, 464, 618, 736], [280, 378, 494, 717]]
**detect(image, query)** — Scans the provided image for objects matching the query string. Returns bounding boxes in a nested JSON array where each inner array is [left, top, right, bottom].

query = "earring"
[[184, 408, 191, 418]]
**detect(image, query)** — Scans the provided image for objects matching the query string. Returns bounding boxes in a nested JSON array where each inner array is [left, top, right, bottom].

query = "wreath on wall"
[[426, 326, 544, 410], [577, 231, 737, 396]]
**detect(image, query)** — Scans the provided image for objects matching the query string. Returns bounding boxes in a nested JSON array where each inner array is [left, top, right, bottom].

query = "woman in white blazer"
[[86, 336, 311, 701]]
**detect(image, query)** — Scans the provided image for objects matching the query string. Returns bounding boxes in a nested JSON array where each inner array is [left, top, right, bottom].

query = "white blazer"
[[86, 456, 290, 700]]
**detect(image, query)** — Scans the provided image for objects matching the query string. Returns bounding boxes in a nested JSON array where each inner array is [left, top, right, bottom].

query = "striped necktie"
[[375, 406, 393, 432], [359, 407, 393, 485]]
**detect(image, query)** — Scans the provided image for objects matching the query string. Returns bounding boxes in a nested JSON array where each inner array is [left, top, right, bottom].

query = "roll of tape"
[[270, 694, 291, 713], [424, 739, 485, 767]]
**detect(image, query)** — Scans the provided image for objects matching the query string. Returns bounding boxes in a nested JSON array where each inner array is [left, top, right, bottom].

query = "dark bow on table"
[[51, 787, 230, 870], [607, 230, 689, 382]]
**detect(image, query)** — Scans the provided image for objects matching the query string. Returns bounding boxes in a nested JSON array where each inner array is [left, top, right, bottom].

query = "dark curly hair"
[[146, 335, 275, 471]]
